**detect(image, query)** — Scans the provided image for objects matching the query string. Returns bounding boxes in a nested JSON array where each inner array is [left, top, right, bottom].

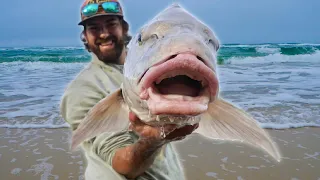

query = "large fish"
[[71, 3, 281, 162]]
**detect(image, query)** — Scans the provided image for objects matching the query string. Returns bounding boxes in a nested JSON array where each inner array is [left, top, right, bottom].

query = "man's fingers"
[[129, 112, 140, 123]]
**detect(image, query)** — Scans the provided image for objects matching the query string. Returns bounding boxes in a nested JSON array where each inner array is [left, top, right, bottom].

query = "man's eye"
[[108, 22, 118, 27], [89, 26, 98, 30]]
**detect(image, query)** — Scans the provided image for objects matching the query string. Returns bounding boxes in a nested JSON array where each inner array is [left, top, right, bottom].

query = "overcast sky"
[[0, 0, 319, 47]]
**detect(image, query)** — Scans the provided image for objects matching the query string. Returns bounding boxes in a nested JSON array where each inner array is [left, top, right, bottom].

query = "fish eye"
[[137, 34, 142, 45], [207, 39, 217, 50]]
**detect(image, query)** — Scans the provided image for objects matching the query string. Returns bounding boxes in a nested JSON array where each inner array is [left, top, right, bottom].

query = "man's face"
[[84, 15, 125, 64]]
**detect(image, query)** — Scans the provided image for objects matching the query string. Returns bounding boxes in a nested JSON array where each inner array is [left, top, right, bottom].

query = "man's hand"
[[112, 112, 199, 179]]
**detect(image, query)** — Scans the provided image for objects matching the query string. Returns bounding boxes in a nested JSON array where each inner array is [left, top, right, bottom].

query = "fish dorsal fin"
[[71, 88, 130, 150], [195, 98, 281, 162]]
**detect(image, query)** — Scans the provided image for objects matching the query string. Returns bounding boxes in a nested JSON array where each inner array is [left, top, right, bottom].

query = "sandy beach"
[[0, 127, 319, 180]]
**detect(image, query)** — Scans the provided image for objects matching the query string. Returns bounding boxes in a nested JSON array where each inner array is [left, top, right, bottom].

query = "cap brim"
[[78, 13, 123, 26]]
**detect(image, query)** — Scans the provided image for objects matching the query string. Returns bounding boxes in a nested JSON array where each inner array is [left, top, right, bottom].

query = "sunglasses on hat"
[[81, 1, 120, 17]]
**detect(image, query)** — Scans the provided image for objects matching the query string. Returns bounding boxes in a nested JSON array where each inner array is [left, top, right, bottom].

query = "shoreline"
[[0, 127, 319, 180]]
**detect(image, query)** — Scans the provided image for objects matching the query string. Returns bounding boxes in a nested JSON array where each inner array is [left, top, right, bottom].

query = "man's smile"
[[99, 40, 115, 49]]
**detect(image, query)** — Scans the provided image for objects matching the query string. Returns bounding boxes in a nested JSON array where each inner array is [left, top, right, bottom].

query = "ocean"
[[0, 43, 319, 130]]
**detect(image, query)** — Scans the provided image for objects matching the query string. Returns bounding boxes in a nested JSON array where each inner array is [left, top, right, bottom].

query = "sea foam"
[[0, 45, 319, 129]]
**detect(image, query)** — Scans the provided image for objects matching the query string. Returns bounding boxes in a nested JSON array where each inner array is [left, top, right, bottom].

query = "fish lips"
[[139, 53, 219, 116]]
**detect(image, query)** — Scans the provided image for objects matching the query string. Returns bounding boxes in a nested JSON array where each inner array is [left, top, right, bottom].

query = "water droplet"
[[169, 116, 175, 123], [160, 126, 166, 139]]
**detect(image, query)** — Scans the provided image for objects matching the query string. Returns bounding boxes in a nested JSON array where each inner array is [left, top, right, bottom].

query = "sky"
[[0, 0, 319, 47]]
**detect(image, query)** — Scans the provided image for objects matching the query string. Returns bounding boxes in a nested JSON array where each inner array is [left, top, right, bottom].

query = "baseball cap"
[[78, 0, 126, 26]]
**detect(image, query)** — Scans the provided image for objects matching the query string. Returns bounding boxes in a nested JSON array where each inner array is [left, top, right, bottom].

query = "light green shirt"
[[60, 54, 185, 180]]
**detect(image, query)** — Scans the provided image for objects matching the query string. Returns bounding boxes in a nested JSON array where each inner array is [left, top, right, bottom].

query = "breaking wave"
[[0, 44, 319, 129]]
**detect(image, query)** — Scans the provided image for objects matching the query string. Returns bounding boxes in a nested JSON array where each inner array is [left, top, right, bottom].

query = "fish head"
[[122, 3, 220, 126]]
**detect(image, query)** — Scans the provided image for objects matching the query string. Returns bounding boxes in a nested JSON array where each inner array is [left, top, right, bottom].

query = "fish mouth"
[[139, 53, 219, 116]]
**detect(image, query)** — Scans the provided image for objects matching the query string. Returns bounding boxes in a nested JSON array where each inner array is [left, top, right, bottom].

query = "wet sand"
[[0, 127, 319, 180]]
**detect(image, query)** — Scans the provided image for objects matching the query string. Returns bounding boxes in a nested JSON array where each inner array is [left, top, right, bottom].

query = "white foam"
[[0, 123, 69, 129], [221, 157, 228, 163], [247, 166, 260, 170], [220, 164, 237, 173], [0, 60, 88, 128], [259, 123, 320, 129], [1, 46, 320, 130], [11, 168, 22, 175], [0, 46, 84, 52], [304, 152, 320, 160], [225, 51, 320, 64], [278, 43, 320, 46], [206, 172, 218, 178], [187, 154, 198, 158], [33, 148, 42, 155], [26, 156, 59, 180], [256, 46, 280, 54], [217, 51, 320, 129], [46, 144, 66, 151], [221, 44, 258, 48]]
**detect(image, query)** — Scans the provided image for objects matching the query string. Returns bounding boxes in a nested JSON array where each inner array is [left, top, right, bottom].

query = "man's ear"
[[80, 30, 91, 52], [122, 19, 129, 34], [81, 30, 87, 43]]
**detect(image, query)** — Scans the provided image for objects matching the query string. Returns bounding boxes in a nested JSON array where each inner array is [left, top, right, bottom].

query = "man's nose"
[[100, 27, 110, 39]]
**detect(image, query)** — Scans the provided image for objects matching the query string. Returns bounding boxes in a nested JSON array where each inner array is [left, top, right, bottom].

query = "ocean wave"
[[277, 43, 320, 46], [259, 123, 320, 129], [0, 61, 87, 72], [1, 44, 319, 64], [0, 46, 84, 51], [0, 55, 91, 63], [0, 123, 70, 129], [255, 46, 280, 54], [223, 50, 320, 65], [280, 46, 318, 55], [1, 44, 319, 130]]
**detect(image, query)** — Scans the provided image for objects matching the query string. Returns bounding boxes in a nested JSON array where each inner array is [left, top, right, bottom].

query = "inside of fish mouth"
[[153, 75, 202, 97]]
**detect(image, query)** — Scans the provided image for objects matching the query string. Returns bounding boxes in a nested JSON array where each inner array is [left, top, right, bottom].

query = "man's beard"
[[89, 35, 125, 64]]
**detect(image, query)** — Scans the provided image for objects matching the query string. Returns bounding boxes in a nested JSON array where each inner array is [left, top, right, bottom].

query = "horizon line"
[[1, 42, 320, 48]]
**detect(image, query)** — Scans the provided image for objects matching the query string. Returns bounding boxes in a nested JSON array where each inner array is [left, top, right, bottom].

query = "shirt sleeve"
[[60, 80, 105, 131], [59, 78, 137, 167], [91, 130, 137, 166]]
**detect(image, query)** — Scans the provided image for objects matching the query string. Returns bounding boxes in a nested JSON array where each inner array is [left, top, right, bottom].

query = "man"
[[60, 0, 199, 179]]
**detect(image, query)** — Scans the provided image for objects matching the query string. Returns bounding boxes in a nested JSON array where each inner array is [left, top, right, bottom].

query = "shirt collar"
[[90, 53, 124, 73]]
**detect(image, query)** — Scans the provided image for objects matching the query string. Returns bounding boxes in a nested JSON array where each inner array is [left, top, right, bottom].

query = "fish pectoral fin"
[[194, 98, 281, 162], [71, 88, 129, 150]]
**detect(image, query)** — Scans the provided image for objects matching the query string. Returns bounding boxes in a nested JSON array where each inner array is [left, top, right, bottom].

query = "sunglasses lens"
[[101, 2, 120, 13], [82, 4, 99, 16]]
